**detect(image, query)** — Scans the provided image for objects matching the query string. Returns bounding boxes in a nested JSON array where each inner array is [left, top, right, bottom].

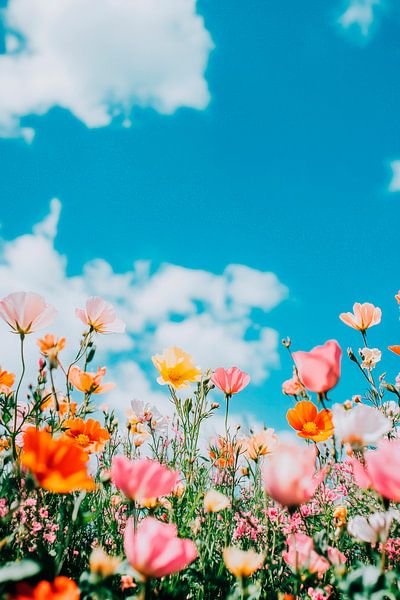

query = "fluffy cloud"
[[0, 0, 213, 138], [338, 0, 382, 37], [389, 160, 400, 192], [0, 200, 287, 421]]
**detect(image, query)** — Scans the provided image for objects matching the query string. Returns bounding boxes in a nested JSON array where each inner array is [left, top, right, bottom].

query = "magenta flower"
[[0, 292, 57, 335], [124, 516, 197, 580], [111, 457, 179, 503], [211, 367, 250, 396]]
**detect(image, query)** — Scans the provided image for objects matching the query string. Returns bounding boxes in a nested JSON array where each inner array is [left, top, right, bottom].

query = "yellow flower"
[[90, 547, 121, 579], [333, 505, 348, 527], [223, 547, 264, 578], [152, 347, 201, 389], [204, 489, 231, 513]]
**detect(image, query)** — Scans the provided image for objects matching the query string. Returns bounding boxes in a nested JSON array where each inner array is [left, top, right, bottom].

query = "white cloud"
[[338, 0, 382, 37], [0, 0, 213, 138], [0, 200, 287, 422], [389, 160, 400, 192]]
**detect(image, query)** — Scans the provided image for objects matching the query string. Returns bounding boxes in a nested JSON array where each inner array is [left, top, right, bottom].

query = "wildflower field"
[[1, 292, 400, 600]]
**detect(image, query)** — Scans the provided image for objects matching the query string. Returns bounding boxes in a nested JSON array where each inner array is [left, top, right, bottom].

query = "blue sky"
[[0, 0, 399, 430]]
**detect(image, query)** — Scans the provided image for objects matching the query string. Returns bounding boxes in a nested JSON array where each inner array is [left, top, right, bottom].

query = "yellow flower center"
[[166, 368, 184, 385], [302, 421, 318, 434], [76, 434, 91, 447]]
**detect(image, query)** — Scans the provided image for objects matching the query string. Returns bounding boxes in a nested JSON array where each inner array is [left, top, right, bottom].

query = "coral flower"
[[332, 403, 391, 447], [76, 296, 126, 334], [0, 367, 15, 394], [0, 292, 57, 335], [351, 439, 400, 502], [283, 533, 330, 576], [395, 291, 400, 304], [286, 401, 334, 442], [263, 443, 325, 508], [68, 366, 115, 395], [244, 428, 277, 460], [152, 347, 201, 389], [204, 489, 231, 513], [37, 334, 65, 356], [20, 427, 95, 493], [388, 345, 400, 356], [124, 516, 197, 580], [223, 547, 264, 578], [282, 372, 303, 396], [293, 340, 342, 394], [339, 302, 381, 332], [111, 456, 179, 503], [9, 577, 79, 600], [211, 367, 250, 396], [63, 418, 110, 453], [89, 547, 121, 579]]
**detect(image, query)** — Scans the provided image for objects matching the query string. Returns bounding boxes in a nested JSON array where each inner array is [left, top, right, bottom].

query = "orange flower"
[[20, 427, 95, 493], [0, 438, 9, 452], [209, 436, 241, 469], [287, 400, 334, 442], [59, 399, 77, 417], [0, 368, 14, 394], [68, 366, 115, 395], [37, 334, 66, 357], [9, 576, 79, 599], [63, 418, 110, 453], [395, 291, 400, 304], [388, 345, 400, 356]]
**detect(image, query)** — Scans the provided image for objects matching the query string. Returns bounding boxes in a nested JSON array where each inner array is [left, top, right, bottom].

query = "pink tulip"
[[293, 340, 341, 394], [124, 516, 197, 579], [211, 367, 250, 396], [339, 302, 381, 332], [111, 457, 179, 503], [351, 439, 400, 502], [283, 533, 329, 575], [76, 296, 125, 334], [263, 443, 325, 508], [0, 292, 57, 335]]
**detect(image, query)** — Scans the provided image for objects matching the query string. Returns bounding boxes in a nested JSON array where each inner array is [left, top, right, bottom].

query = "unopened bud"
[[211, 402, 219, 410]]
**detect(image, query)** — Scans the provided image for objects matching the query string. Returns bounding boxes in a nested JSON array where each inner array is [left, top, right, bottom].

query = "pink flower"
[[124, 516, 197, 579], [293, 340, 341, 394], [111, 457, 179, 503], [351, 439, 400, 502], [0, 292, 57, 334], [283, 533, 329, 575], [282, 372, 303, 396], [211, 367, 250, 396], [339, 302, 381, 332], [76, 296, 125, 334], [263, 443, 325, 508]]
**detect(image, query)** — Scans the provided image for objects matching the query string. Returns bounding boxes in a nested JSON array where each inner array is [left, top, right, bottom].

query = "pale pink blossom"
[[283, 533, 329, 575], [351, 439, 400, 502], [348, 510, 400, 545], [212, 367, 250, 396], [293, 340, 341, 394], [332, 403, 391, 447], [76, 296, 125, 334], [0, 292, 57, 334], [111, 457, 178, 503], [339, 302, 382, 332]]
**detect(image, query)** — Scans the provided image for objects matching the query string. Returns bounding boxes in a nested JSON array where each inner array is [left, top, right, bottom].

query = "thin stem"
[[12, 334, 26, 458], [225, 394, 231, 435]]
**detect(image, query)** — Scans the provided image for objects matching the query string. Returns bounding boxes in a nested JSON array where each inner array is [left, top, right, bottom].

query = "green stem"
[[12, 334, 26, 458]]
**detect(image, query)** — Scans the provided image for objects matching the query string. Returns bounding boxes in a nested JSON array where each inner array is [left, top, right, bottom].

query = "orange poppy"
[[0, 368, 15, 394], [63, 418, 110, 453], [209, 436, 241, 469], [287, 400, 334, 442], [37, 334, 66, 357], [9, 576, 79, 599], [20, 427, 95, 493], [68, 366, 115, 395], [388, 346, 400, 356]]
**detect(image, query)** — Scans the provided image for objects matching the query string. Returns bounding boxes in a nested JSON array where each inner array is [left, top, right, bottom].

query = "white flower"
[[332, 403, 391, 446], [203, 489, 231, 513], [382, 400, 400, 421], [348, 510, 400, 545], [359, 347, 382, 370]]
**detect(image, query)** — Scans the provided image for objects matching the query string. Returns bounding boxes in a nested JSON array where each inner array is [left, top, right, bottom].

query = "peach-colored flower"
[[124, 516, 197, 580], [293, 340, 341, 394], [89, 547, 121, 579], [20, 427, 95, 493], [223, 547, 264, 578], [111, 456, 178, 503], [0, 367, 15, 394], [287, 401, 334, 443], [63, 418, 110, 453], [8, 576, 79, 599], [37, 334, 65, 360], [152, 347, 201, 389], [351, 439, 400, 502], [263, 443, 325, 508], [209, 436, 241, 469], [68, 366, 115, 395], [283, 533, 330, 575], [244, 428, 277, 460], [339, 302, 381, 332], [282, 372, 303, 396], [204, 489, 231, 512], [76, 296, 125, 334], [212, 367, 250, 396], [0, 292, 57, 335]]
